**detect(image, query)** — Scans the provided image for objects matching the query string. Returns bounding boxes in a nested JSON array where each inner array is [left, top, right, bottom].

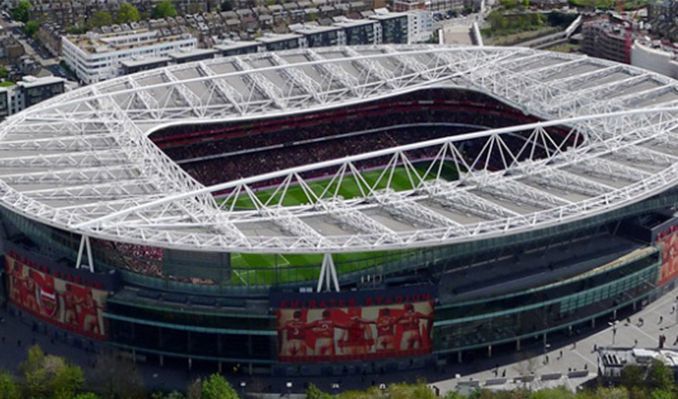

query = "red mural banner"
[[5, 255, 107, 339], [277, 301, 434, 362], [658, 226, 678, 286]]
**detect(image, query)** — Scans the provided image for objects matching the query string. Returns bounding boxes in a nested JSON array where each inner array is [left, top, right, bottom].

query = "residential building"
[[0, 76, 66, 120], [168, 48, 219, 64], [0, 89, 8, 121], [333, 16, 380, 45], [62, 29, 197, 84], [648, 0, 677, 42], [392, 0, 465, 12], [256, 33, 304, 52], [370, 9, 409, 44], [121, 57, 171, 75], [392, 0, 427, 12], [581, 18, 632, 64], [214, 41, 260, 57], [36, 24, 62, 57], [290, 23, 344, 47], [407, 10, 433, 43]]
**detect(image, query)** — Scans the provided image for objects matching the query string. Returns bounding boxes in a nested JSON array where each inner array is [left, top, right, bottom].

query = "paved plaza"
[[433, 286, 678, 395]]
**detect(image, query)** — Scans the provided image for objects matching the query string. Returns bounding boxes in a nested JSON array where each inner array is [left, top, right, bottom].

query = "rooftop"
[[64, 29, 195, 54], [599, 347, 678, 368], [2, 46, 677, 253]]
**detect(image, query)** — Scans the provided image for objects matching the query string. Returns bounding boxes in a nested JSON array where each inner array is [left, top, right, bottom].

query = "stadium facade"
[[0, 45, 677, 376]]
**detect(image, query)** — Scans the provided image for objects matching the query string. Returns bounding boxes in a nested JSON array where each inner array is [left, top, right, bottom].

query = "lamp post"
[[608, 320, 619, 346]]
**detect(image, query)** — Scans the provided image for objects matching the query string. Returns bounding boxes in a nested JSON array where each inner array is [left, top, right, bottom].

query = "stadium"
[[0, 44, 678, 376]]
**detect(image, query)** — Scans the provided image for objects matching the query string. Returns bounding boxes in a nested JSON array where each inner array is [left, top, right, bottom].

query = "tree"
[[151, 391, 185, 399], [620, 365, 645, 389], [648, 360, 674, 391], [651, 390, 675, 399], [306, 384, 332, 399], [188, 3, 202, 13], [0, 372, 20, 399], [0, 66, 8, 80], [11, 0, 31, 23], [66, 24, 87, 34], [201, 374, 238, 399], [186, 379, 202, 399], [19, 345, 84, 399], [220, 0, 233, 11], [21, 345, 49, 398], [50, 360, 84, 399], [152, 0, 177, 18], [115, 3, 140, 24], [23, 19, 39, 36], [90, 351, 146, 399], [88, 10, 113, 28], [73, 393, 101, 399], [529, 387, 574, 399]]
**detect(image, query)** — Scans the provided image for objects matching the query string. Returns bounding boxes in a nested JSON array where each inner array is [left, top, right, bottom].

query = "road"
[[0, 15, 59, 67]]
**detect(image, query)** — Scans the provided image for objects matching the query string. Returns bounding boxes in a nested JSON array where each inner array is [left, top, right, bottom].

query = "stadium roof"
[[1, 45, 678, 253]]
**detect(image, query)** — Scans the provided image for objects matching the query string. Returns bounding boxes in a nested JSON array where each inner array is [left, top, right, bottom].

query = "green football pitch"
[[227, 163, 458, 286]]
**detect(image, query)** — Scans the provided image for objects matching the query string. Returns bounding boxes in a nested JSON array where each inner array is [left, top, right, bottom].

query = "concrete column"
[[188, 357, 192, 371], [591, 318, 595, 329], [488, 345, 492, 358], [516, 339, 521, 351], [218, 361, 222, 373], [457, 351, 462, 363], [159, 355, 164, 367]]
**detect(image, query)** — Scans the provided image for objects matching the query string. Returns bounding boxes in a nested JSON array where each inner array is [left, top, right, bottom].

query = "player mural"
[[658, 225, 678, 286], [5, 254, 107, 339], [274, 285, 435, 362]]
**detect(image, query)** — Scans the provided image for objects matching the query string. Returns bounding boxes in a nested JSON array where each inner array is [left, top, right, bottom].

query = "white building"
[[392, 0, 465, 12], [407, 10, 434, 43], [598, 347, 678, 378], [62, 29, 197, 85], [631, 39, 678, 80]]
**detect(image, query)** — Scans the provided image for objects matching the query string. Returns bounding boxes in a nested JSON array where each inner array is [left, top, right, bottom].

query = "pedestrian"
[[559, 350, 563, 359], [674, 336, 678, 346], [585, 364, 588, 370], [634, 339, 638, 346], [660, 316, 664, 324], [502, 369, 506, 377]]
